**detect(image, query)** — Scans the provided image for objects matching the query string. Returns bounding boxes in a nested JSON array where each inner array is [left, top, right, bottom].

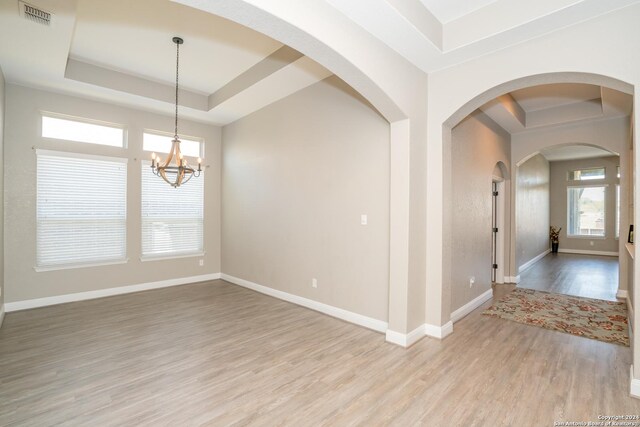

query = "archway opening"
[[442, 74, 633, 331]]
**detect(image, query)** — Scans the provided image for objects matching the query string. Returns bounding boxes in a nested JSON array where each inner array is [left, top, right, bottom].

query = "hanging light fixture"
[[151, 36, 202, 188]]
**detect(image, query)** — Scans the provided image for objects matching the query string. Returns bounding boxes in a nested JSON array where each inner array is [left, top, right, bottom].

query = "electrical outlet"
[[590, 241, 594, 246], [361, 214, 368, 225], [469, 276, 475, 288], [199, 259, 204, 266], [312, 278, 318, 288]]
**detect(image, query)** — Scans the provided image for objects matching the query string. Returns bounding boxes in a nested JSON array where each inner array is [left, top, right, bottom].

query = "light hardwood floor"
[[1, 279, 639, 426], [518, 252, 619, 301]]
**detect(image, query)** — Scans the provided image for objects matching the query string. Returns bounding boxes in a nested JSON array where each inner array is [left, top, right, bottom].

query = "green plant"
[[550, 226, 562, 243]]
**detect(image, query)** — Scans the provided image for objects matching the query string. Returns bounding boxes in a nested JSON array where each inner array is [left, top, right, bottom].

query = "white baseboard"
[[631, 366, 640, 399], [451, 289, 493, 323], [386, 324, 425, 347], [617, 289, 629, 299], [386, 321, 453, 347], [558, 249, 619, 257], [425, 321, 453, 339], [4, 273, 222, 312], [0, 304, 4, 328], [505, 275, 520, 284], [519, 249, 551, 273], [220, 273, 388, 333]]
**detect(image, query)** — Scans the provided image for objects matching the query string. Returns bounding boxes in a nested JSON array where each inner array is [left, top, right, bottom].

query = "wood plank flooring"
[[518, 252, 619, 301], [1, 279, 639, 426]]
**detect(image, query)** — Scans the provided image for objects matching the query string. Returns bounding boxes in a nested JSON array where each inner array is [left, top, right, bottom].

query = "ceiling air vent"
[[19, 1, 52, 26]]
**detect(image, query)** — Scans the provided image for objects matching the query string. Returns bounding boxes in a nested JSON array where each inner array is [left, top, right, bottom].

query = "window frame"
[[566, 184, 608, 239], [41, 111, 127, 148], [567, 167, 606, 182]]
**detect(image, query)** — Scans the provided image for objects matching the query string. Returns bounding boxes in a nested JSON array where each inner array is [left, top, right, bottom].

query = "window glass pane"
[[143, 132, 202, 158], [567, 186, 606, 237], [567, 167, 605, 181], [141, 162, 204, 257], [37, 152, 127, 267], [42, 115, 124, 147]]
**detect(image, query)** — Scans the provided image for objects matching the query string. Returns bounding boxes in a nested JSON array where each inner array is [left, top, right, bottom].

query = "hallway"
[[518, 253, 619, 301]]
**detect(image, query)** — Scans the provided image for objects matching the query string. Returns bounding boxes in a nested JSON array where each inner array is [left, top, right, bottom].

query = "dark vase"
[[551, 242, 559, 253]]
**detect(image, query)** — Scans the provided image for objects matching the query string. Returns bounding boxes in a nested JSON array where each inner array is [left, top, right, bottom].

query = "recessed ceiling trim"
[[65, 59, 209, 111]]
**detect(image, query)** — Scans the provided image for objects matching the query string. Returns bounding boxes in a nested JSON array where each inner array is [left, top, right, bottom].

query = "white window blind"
[[141, 161, 204, 258], [37, 150, 127, 269]]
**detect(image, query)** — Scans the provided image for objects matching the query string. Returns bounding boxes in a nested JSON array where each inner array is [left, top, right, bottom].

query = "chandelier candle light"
[[151, 36, 202, 188]]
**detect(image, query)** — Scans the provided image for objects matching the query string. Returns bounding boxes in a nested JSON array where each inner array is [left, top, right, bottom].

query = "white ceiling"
[[479, 83, 632, 134], [540, 145, 616, 162], [0, 0, 333, 125], [510, 84, 602, 113], [420, 0, 498, 24], [326, 0, 638, 71], [71, 0, 282, 95]]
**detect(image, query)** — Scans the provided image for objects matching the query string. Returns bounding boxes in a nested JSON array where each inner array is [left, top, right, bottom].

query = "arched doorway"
[[441, 74, 634, 331]]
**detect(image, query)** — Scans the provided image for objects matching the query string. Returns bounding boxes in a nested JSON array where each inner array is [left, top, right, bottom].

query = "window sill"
[[35, 258, 129, 272], [566, 235, 607, 240], [140, 252, 205, 262]]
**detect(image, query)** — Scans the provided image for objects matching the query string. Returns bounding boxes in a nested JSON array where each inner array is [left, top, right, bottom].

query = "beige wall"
[[4, 85, 221, 303], [450, 111, 510, 312], [549, 156, 620, 253], [222, 76, 390, 322], [516, 154, 550, 271], [0, 67, 4, 313]]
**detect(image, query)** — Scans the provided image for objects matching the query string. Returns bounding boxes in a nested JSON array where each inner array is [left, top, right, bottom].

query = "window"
[[143, 132, 202, 158], [567, 186, 606, 237], [42, 114, 125, 147], [36, 150, 127, 269], [141, 162, 204, 258], [567, 167, 605, 181], [616, 184, 620, 239]]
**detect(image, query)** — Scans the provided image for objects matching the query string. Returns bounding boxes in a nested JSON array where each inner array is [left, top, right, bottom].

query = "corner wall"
[[516, 154, 550, 272], [221, 76, 390, 323], [3, 85, 222, 303], [450, 111, 510, 312]]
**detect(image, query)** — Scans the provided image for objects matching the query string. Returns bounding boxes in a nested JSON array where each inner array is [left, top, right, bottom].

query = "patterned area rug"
[[483, 288, 629, 346]]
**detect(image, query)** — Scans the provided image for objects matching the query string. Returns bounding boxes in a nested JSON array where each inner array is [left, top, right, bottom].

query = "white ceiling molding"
[[326, 0, 639, 72]]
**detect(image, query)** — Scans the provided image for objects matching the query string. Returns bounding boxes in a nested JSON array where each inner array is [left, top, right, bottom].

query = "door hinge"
[[493, 227, 498, 233], [492, 263, 498, 269], [493, 191, 499, 196]]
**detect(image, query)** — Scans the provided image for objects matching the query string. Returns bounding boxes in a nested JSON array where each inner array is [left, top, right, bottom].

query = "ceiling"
[[0, 0, 332, 125], [539, 145, 617, 162], [325, 0, 639, 72], [420, 0, 498, 24], [479, 83, 633, 135]]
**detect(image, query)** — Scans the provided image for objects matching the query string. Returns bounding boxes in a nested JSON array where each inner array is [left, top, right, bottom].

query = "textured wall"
[[550, 156, 620, 253], [450, 111, 511, 312], [222, 76, 390, 322], [516, 154, 550, 271], [4, 85, 222, 302]]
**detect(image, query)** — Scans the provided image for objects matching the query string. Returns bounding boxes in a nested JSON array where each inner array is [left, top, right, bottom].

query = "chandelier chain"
[[174, 39, 179, 139]]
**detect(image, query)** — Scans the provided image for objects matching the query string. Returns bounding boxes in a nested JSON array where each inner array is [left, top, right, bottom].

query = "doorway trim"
[[492, 176, 506, 284]]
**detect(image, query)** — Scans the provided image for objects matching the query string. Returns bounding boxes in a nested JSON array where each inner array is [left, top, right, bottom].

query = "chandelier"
[[151, 36, 202, 188]]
